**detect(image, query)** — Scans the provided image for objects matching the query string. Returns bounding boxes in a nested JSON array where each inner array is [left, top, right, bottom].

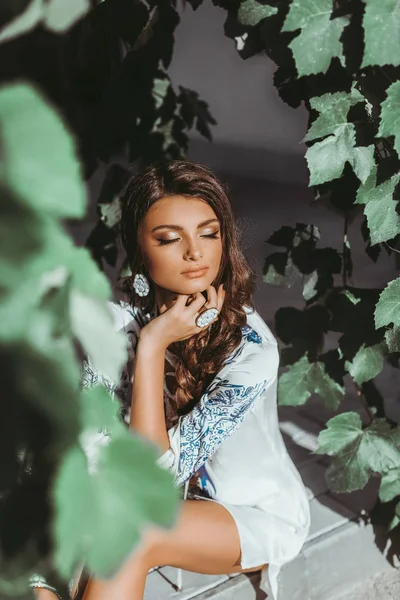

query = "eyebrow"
[[151, 218, 220, 233]]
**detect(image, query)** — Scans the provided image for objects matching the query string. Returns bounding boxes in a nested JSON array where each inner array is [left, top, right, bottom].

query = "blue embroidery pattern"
[[241, 324, 262, 345], [223, 325, 262, 367], [81, 359, 117, 398], [176, 377, 269, 487]]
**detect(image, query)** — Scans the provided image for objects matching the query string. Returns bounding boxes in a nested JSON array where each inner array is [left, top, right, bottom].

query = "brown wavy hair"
[[119, 159, 256, 416]]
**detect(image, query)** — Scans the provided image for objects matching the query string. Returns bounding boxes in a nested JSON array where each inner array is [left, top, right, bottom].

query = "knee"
[[138, 526, 169, 567]]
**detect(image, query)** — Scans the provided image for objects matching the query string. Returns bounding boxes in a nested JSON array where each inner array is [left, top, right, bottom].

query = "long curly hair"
[[119, 159, 256, 416]]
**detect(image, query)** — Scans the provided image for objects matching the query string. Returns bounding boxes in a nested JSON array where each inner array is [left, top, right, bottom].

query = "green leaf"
[[356, 167, 400, 245], [54, 436, 179, 578], [341, 290, 361, 305], [39, 266, 72, 338], [365, 195, 400, 245], [44, 0, 90, 32], [345, 343, 385, 386], [151, 117, 180, 153], [263, 255, 300, 287], [385, 326, 400, 353], [302, 270, 318, 301], [238, 0, 277, 26], [70, 291, 127, 383], [375, 278, 400, 329], [356, 166, 389, 205], [16, 343, 80, 449], [152, 77, 171, 110], [379, 468, 400, 502], [316, 413, 400, 492], [389, 505, 400, 531], [80, 385, 121, 434], [0, 83, 87, 219], [178, 86, 216, 142], [378, 81, 400, 159], [351, 146, 376, 185], [29, 222, 111, 299], [0, 0, 90, 43], [305, 90, 374, 186], [0, 1, 43, 45], [278, 354, 344, 410], [362, 0, 400, 68], [306, 125, 373, 186], [0, 220, 110, 343], [0, 186, 45, 293], [53, 446, 94, 577], [282, 0, 349, 76], [99, 197, 122, 229], [305, 89, 363, 143]]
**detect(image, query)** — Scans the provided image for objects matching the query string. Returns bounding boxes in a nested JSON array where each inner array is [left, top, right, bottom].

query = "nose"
[[184, 237, 203, 260]]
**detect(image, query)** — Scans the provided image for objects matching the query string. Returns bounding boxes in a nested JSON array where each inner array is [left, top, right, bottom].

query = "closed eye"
[[157, 232, 220, 246]]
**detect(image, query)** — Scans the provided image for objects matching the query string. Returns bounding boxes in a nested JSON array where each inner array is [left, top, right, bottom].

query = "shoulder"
[[230, 306, 280, 381], [107, 300, 150, 332]]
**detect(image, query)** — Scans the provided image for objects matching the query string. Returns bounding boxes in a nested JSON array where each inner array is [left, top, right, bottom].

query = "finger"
[[216, 284, 225, 312], [173, 294, 191, 308], [190, 292, 209, 313], [205, 285, 218, 309]]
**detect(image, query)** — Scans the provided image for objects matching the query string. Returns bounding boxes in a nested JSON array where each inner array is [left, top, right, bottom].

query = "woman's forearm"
[[129, 333, 170, 453]]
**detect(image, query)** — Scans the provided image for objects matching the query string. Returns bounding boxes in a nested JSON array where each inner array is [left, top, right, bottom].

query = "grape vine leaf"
[[375, 278, 400, 330], [0, 0, 90, 43], [80, 385, 121, 434], [99, 197, 122, 229], [316, 412, 400, 492], [0, 83, 87, 219], [70, 291, 127, 383], [380, 468, 400, 502], [341, 290, 361, 305], [362, 0, 400, 68], [278, 354, 344, 410], [356, 167, 400, 245], [378, 81, 400, 160], [282, 0, 349, 76], [385, 325, 400, 353], [305, 90, 374, 186], [263, 254, 300, 287], [45, 0, 90, 32], [390, 502, 400, 531], [345, 343, 385, 386], [54, 435, 179, 578], [238, 0, 277, 26], [152, 77, 171, 110], [302, 270, 318, 301]]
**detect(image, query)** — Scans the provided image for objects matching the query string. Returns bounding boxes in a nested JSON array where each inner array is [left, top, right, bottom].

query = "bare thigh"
[[82, 499, 268, 600], [143, 499, 267, 575]]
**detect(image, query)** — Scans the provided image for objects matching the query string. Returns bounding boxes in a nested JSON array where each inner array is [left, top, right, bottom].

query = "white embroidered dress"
[[82, 301, 311, 600]]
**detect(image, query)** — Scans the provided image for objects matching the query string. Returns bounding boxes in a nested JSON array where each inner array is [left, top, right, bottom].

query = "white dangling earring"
[[133, 273, 150, 297]]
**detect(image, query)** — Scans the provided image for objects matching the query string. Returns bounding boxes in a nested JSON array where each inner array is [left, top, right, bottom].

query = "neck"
[[154, 287, 178, 314]]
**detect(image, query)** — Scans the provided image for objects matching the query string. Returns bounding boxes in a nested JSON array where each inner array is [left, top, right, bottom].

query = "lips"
[[182, 267, 208, 274]]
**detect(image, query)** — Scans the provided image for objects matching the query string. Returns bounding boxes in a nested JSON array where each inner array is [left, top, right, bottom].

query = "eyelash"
[[157, 232, 221, 246]]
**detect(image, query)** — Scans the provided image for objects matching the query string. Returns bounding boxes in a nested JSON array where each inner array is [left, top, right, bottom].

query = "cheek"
[[215, 240, 223, 262], [143, 247, 179, 276]]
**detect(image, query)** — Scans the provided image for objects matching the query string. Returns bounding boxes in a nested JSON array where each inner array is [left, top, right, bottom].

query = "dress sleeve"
[[156, 340, 279, 488], [81, 356, 118, 396]]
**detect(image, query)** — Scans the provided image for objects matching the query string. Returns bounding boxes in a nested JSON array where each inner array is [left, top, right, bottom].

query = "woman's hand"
[[140, 284, 226, 350]]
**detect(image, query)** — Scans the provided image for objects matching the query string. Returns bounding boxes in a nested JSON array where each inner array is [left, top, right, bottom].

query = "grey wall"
[[169, 2, 309, 184]]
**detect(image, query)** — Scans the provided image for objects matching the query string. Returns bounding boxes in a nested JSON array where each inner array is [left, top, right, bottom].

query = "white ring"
[[195, 307, 219, 328]]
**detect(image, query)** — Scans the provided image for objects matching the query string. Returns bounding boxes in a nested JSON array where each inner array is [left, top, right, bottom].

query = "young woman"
[[34, 159, 310, 600]]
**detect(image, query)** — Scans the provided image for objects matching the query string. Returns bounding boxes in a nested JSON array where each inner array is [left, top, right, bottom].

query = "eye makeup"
[[157, 231, 220, 246]]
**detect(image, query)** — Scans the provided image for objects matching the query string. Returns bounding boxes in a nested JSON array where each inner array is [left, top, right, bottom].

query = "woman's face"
[[140, 195, 223, 302]]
